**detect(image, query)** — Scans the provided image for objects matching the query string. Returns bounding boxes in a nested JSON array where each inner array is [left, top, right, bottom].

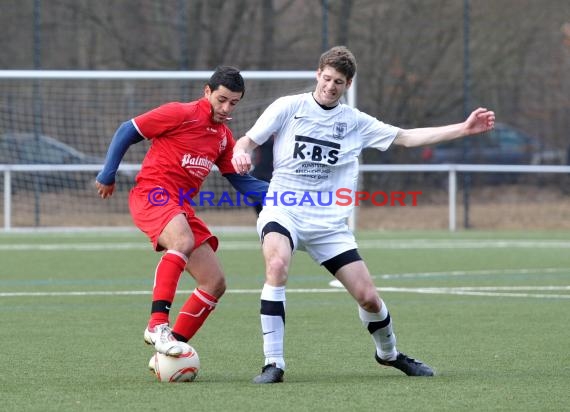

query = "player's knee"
[[265, 257, 289, 285], [265, 255, 289, 283], [355, 289, 380, 312]]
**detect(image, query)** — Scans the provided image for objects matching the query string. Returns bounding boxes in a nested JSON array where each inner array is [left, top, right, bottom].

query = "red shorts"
[[128, 185, 218, 252]]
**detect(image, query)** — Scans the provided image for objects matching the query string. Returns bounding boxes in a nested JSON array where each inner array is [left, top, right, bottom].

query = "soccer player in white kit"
[[232, 46, 495, 383]]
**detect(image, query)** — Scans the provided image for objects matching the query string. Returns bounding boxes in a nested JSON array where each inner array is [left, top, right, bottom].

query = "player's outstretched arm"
[[223, 173, 269, 204], [393, 107, 495, 148], [96, 120, 143, 199], [232, 135, 259, 175]]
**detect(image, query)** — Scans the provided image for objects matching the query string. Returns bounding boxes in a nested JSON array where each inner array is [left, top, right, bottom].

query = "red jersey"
[[132, 98, 235, 194]]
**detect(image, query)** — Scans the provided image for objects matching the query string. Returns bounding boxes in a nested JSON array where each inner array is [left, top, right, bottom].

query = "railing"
[[1, 163, 139, 231], [357, 164, 570, 231], [1, 164, 569, 231]]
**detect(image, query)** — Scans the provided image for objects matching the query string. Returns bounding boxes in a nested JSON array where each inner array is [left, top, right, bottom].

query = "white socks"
[[358, 300, 397, 361], [260, 284, 286, 370]]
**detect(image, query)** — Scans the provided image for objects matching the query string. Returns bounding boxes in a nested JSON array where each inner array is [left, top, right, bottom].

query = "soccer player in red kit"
[[96, 66, 267, 358]]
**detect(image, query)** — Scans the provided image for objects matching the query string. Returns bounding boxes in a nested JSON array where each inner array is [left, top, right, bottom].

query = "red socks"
[[148, 250, 187, 329], [147, 250, 218, 342], [172, 288, 218, 342]]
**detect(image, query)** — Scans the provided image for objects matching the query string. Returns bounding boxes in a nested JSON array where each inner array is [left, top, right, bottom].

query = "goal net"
[[0, 70, 330, 230]]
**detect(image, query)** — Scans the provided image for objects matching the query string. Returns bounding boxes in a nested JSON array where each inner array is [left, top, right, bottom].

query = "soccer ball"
[[149, 346, 200, 382]]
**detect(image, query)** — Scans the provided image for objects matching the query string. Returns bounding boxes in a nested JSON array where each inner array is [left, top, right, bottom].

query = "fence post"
[[3, 169, 12, 231], [449, 168, 457, 232]]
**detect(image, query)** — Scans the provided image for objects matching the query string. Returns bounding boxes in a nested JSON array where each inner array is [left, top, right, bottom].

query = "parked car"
[[0, 132, 127, 191], [0, 132, 104, 165], [418, 122, 565, 165]]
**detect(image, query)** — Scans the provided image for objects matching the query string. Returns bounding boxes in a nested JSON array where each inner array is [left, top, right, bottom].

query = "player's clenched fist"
[[95, 180, 115, 199], [232, 150, 252, 175]]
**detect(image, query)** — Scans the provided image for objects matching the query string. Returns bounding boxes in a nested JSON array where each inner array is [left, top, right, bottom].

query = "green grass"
[[1, 230, 569, 411]]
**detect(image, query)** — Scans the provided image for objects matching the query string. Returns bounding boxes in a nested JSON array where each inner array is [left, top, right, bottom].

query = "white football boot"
[[144, 323, 189, 357]]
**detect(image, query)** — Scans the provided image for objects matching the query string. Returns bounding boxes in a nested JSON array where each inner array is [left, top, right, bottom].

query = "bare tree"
[[334, 0, 354, 46], [1, 0, 569, 150]]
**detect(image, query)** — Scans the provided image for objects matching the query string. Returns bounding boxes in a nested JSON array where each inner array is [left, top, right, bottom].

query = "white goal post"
[[0, 69, 356, 230], [2, 70, 568, 233]]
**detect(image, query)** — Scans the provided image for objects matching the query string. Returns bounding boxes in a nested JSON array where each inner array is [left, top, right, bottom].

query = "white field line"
[[375, 288, 570, 299], [1, 286, 569, 299], [332, 284, 570, 299], [373, 267, 570, 280], [0, 288, 342, 298], [1, 239, 570, 251], [1, 241, 568, 300]]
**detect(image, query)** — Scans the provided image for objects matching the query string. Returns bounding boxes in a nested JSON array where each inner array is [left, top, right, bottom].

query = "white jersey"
[[246, 92, 400, 225]]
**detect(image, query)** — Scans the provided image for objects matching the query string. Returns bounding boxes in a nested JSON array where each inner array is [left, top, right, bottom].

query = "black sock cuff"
[[171, 331, 188, 342], [260, 299, 285, 322], [367, 313, 391, 334], [151, 300, 172, 314]]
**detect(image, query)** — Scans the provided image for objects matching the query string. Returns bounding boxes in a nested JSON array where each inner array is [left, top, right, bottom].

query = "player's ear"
[[204, 85, 212, 97], [316, 69, 322, 81]]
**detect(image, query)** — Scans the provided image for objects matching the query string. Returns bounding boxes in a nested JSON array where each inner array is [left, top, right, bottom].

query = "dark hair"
[[318, 46, 357, 81], [207, 65, 245, 98]]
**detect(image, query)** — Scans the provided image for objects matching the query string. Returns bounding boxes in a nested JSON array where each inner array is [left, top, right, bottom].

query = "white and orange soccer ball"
[[148, 345, 200, 382]]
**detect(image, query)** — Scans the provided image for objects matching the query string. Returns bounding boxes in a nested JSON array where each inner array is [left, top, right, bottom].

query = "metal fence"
[[2, 163, 569, 231]]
